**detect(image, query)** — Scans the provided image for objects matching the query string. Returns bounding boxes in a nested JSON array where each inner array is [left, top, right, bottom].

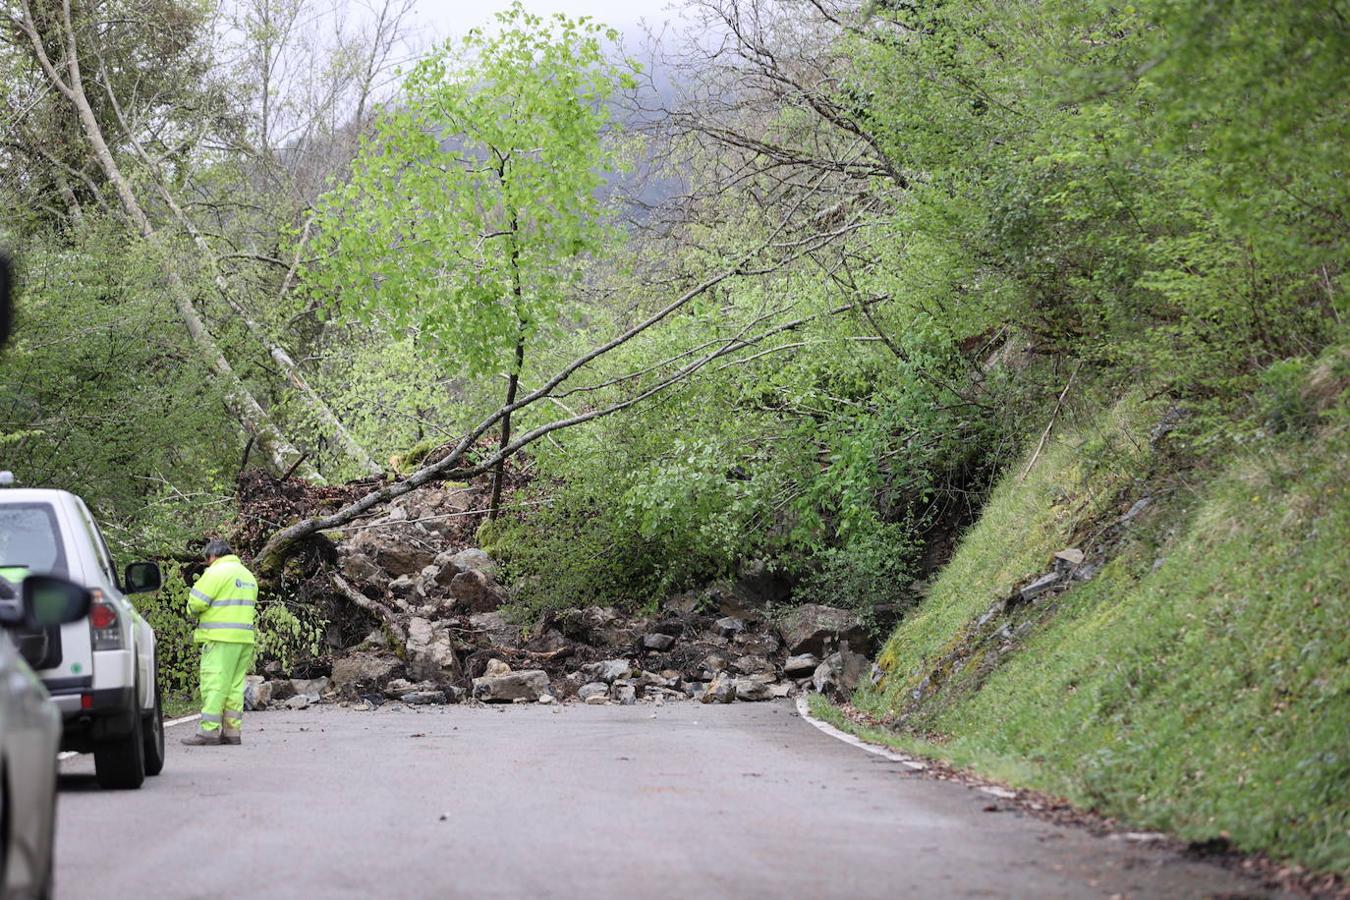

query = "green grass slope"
[[859, 390, 1349, 873]]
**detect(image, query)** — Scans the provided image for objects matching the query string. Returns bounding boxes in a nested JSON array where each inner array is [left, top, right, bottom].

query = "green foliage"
[[256, 601, 327, 674], [0, 221, 237, 558], [134, 564, 199, 701], [307, 2, 633, 381]]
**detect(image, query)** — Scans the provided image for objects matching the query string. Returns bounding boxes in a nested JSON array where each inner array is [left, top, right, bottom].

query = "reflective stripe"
[[200, 712, 222, 722], [190, 588, 211, 603], [198, 622, 255, 632], [210, 598, 257, 608], [224, 709, 242, 719]]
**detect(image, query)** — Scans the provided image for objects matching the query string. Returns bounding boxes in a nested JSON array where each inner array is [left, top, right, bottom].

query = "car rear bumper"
[[52, 683, 137, 753]]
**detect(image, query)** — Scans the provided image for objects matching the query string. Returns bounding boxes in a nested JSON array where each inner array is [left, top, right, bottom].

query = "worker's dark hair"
[[203, 538, 232, 560]]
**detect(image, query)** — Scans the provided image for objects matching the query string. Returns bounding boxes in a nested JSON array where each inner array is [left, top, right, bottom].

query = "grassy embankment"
[[834, 367, 1348, 873]]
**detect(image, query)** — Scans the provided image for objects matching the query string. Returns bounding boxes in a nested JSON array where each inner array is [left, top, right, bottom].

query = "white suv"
[[0, 488, 165, 789]]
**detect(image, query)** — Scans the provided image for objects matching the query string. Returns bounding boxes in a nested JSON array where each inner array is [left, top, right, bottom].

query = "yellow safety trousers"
[[198, 641, 255, 737]]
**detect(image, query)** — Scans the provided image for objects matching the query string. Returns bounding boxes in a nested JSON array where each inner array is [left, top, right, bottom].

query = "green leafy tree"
[[308, 2, 634, 516]]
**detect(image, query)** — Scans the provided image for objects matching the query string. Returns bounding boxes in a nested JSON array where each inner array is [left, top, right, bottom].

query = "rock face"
[[472, 670, 549, 703], [779, 604, 871, 657]]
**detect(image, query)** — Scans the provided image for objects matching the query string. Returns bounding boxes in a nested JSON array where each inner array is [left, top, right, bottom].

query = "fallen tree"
[[255, 203, 869, 575]]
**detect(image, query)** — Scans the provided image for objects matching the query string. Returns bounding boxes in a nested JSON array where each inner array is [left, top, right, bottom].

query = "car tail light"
[[89, 590, 123, 650]]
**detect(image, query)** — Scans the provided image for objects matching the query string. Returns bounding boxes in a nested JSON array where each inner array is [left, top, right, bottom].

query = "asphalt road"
[[54, 703, 1271, 899]]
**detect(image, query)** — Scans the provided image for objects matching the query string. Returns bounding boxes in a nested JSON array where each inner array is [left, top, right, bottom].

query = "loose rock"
[[701, 672, 737, 704], [642, 632, 676, 652], [734, 677, 773, 702], [472, 670, 550, 703], [577, 682, 609, 702], [783, 653, 820, 677], [579, 659, 631, 684]]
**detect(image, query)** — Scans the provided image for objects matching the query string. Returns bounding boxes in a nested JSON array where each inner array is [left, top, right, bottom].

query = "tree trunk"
[[16, 0, 322, 483], [487, 335, 524, 520]]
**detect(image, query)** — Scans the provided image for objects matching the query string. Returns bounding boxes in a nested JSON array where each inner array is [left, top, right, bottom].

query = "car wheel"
[[93, 693, 146, 790], [143, 680, 165, 777]]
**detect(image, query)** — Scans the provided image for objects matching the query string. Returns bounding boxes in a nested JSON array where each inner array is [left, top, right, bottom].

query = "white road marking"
[[58, 713, 201, 761], [794, 695, 927, 770]]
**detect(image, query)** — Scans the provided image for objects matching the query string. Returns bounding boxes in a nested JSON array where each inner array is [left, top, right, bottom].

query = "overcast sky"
[[412, 0, 686, 41]]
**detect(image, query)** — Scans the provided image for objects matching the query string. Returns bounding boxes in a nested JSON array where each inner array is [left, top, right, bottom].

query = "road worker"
[[181, 539, 258, 746]]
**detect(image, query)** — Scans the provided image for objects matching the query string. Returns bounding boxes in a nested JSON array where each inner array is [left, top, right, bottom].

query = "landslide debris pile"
[[234, 472, 876, 710]]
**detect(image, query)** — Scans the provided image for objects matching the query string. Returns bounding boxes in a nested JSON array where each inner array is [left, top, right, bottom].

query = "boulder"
[[243, 675, 271, 711], [331, 652, 403, 698], [290, 676, 330, 700], [811, 645, 870, 701], [734, 677, 773, 701], [783, 653, 820, 677], [584, 693, 609, 705], [699, 653, 730, 679], [779, 604, 871, 656], [401, 690, 449, 705], [406, 617, 460, 683], [610, 681, 637, 705], [444, 548, 499, 579], [469, 611, 518, 647], [579, 659, 631, 684], [383, 678, 435, 698], [577, 682, 609, 702], [342, 528, 437, 578], [284, 694, 310, 710], [472, 670, 549, 703], [642, 632, 676, 652], [700, 672, 737, 704], [448, 569, 508, 613], [484, 658, 512, 677]]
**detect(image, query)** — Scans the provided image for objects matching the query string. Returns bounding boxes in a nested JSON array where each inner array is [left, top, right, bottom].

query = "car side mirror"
[[123, 562, 162, 594], [21, 574, 92, 627]]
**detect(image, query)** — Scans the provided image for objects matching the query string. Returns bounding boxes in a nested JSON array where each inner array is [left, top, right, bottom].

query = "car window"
[[0, 503, 68, 576]]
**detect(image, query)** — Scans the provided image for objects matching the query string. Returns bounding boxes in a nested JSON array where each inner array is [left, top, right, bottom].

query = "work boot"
[[221, 732, 242, 746], [180, 732, 222, 746]]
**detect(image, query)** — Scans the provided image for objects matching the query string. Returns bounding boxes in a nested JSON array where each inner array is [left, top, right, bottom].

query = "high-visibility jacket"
[[187, 555, 258, 645]]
